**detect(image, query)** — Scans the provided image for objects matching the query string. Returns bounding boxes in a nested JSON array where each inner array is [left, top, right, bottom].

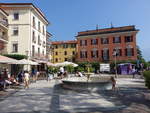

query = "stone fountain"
[[62, 64, 112, 91]]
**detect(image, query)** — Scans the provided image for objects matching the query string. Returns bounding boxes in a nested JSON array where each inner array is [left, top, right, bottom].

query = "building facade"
[[0, 3, 49, 60], [0, 8, 8, 54], [76, 26, 139, 63], [46, 31, 52, 60], [51, 40, 77, 63]]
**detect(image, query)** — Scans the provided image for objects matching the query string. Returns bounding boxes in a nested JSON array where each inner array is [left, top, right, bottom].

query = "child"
[[110, 76, 116, 91]]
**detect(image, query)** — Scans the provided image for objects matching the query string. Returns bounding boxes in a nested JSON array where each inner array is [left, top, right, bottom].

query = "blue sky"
[[1, 0, 150, 61]]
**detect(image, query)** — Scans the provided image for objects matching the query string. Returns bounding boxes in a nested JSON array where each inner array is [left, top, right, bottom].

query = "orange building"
[[76, 25, 139, 63]]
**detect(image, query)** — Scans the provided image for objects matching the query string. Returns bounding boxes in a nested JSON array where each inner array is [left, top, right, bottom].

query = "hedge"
[[143, 71, 150, 89]]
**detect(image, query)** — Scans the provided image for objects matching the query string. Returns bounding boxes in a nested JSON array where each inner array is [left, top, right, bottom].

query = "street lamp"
[[113, 49, 118, 78]]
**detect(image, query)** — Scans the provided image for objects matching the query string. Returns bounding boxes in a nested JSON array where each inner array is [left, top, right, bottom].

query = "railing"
[[0, 35, 8, 41], [0, 19, 8, 28]]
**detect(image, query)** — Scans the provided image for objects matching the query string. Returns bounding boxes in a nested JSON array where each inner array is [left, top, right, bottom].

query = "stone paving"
[[0, 77, 150, 113]]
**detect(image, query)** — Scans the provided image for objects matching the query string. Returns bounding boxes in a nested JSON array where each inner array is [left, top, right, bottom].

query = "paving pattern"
[[0, 77, 150, 113]]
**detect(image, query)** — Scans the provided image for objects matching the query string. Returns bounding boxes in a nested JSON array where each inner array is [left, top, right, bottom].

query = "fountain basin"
[[62, 76, 112, 91]]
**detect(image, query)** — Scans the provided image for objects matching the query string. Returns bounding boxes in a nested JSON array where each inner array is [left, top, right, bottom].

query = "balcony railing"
[[0, 19, 8, 28], [0, 35, 8, 42]]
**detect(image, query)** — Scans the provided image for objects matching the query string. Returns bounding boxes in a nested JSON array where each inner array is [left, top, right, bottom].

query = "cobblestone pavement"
[[0, 78, 150, 113]]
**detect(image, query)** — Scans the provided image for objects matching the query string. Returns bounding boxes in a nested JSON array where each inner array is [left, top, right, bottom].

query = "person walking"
[[110, 76, 116, 91], [132, 67, 136, 78], [24, 71, 30, 89]]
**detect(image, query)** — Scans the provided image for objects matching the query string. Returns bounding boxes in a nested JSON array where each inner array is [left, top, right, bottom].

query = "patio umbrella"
[[47, 62, 56, 67], [19, 59, 39, 65], [0, 55, 19, 64], [55, 61, 78, 67]]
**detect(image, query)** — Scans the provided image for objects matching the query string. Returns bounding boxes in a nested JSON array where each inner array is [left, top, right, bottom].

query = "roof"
[[51, 40, 77, 45], [0, 3, 49, 24], [77, 25, 139, 37]]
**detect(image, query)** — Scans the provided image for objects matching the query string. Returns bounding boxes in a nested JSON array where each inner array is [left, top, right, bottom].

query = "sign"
[[100, 64, 110, 72]]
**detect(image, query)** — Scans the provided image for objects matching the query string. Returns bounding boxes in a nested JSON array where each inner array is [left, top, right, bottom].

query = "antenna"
[[111, 22, 114, 28], [96, 24, 98, 30]]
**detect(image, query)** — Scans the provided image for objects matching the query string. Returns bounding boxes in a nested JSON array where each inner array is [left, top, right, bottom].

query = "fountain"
[[62, 64, 112, 91]]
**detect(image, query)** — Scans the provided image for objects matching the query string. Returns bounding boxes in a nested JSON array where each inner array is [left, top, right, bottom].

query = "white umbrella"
[[19, 59, 39, 65], [55, 61, 78, 67], [0, 55, 19, 64], [47, 62, 56, 67]]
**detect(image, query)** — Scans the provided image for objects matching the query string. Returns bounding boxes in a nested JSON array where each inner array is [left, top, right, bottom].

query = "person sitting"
[[76, 71, 83, 77], [9, 75, 19, 85]]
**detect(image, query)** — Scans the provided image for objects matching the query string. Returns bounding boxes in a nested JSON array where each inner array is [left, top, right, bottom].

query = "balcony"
[[0, 34, 8, 43], [0, 19, 8, 30]]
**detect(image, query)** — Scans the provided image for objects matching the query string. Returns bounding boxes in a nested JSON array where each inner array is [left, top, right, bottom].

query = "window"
[[113, 37, 121, 43], [38, 35, 40, 45], [91, 39, 98, 45], [38, 21, 41, 31], [64, 51, 67, 55], [91, 50, 98, 58], [32, 45, 35, 57], [14, 13, 19, 20], [55, 52, 58, 55], [33, 16, 35, 27], [101, 38, 109, 44], [55, 58, 58, 62], [63, 44, 68, 48], [80, 51, 87, 58], [38, 48, 40, 56], [32, 31, 35, 42], [65, 58, 68, 61], [72, 51, 75, 55], [125, 48, 134, 56], [101, 49, 109, 61], [80, 40, 87, 46], [43, 25, 45, 35], [12, 43, 18, 53], [55, 45, 58, 49], [71, 44, 76, 48], [13, 27, 18, 36], [42, 50, 44, 55], [125, 36, 133, 42], [113, 49, 122, 56]]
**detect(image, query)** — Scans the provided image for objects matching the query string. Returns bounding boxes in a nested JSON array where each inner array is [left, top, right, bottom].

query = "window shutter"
[[80, 51, 82, 58], [131, 36, 133, 42], [107, 38, 109, 44], [85, 40, 87, 46], [119, 37, 121, 43], [125, 49, 127, 56], [113, 37, 115, 43], [107, 50, 109, 59], [85, 51, 87, 58], [96, 39, 98, 44], [125, 36, 127, 42], [91, 51, 93, 58], [120, 49, 122, 56], [80, 40, 82, 46], [132, 48, 134, 56], [101, 50, 103, 59], [101, 38, 103, 44], [96, 50, 98, 58]]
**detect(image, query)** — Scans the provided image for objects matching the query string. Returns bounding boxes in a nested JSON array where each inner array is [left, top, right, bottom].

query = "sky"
[[0, 0, 150, 61]]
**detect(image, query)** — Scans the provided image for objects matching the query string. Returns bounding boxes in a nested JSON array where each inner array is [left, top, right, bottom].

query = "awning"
[[0, 55, 18, 64]]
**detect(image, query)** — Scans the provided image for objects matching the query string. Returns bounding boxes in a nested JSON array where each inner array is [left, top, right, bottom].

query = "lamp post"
[[113, 50, 117, 78]]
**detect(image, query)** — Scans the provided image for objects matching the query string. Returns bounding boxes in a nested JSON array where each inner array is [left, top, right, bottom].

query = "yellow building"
[[51, 40, 77, 63]]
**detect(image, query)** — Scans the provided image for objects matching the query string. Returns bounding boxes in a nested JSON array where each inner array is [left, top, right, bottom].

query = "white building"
[[0, 3, 49, 60]]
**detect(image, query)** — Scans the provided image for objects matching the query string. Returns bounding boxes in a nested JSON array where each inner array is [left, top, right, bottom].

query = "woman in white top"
[[24, 71, 30, 89]]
